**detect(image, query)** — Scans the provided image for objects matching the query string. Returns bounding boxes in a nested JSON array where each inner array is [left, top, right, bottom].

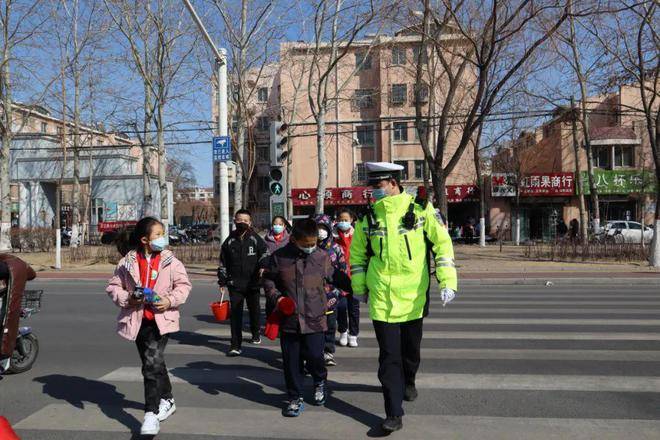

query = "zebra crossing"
[[13, 283, 660, 439]]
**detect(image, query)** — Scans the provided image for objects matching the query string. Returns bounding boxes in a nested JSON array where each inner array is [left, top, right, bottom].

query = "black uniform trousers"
[[136, 319, 173, 413], [229, 288, 261, 350], [372, 318, 423, 417]]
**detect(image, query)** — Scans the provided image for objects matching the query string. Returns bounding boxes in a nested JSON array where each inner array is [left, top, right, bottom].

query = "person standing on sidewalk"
[[350, 162, 458, 433], [264, 216, 291, 317], [217, 209, 268, 356], [334, 209, 360, 347]]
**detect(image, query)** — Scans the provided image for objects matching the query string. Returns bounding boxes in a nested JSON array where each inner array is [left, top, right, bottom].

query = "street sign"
[[270, 182, 283, 195], [213, 136, 232, 162]]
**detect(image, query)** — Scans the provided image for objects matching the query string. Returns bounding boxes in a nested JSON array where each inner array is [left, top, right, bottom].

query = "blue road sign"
[[213, 136, 232, 162]]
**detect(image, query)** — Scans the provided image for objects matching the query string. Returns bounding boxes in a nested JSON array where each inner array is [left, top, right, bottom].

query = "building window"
[[614, 145, 633, 168], [257, 116, 270, 131], [394, 160, 409, 181], [354, 89, 374, 109], [392, 47, 406, 65], [231, 115, 239, 134], [257, 87, 268, 102], [414, 160, 427, 179], [414, 121, 428, 140], [41, 122, 48, 133], [355, 124, 375, 147], [393, 122, 408, 142], [390, 84, 407, 106], [57, 126, 63, 136], [594, 146, 610, 168], [413, 46, 428, 64], [356, 51, 372, 71], [414, 83, 429, 103], [356, 163, 367, 182]]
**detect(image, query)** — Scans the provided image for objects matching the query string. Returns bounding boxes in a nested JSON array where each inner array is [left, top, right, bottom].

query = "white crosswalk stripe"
[[14, 287, 660, 439]]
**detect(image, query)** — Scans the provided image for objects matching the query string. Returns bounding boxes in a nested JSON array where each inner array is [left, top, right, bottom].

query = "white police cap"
[[365, 162, 404, 184]]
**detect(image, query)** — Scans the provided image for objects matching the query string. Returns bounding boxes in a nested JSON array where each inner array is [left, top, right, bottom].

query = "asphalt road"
[[2, 279, 660, 439]]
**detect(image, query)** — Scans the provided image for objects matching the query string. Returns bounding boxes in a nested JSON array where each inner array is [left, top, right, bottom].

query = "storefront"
[[291, 187, 372, 218], [446, 185, 480, 228], [491, 172, 575, 242]]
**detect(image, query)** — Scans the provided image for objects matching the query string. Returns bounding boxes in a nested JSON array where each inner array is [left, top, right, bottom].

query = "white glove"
[[440, 288, 456, 307]]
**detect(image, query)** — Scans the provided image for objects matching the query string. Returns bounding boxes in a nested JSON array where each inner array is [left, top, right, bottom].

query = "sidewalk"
[[26, 244, 660, 285]]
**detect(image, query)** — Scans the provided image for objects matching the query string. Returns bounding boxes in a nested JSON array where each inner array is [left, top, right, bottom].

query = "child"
[[333, 209, 360, 347], [314, 214, 347, 366], [262, 218, 351, 417], [106, 217, 192, 435]]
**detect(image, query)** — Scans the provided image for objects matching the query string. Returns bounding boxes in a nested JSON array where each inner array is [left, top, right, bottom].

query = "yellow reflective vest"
[[350, 192, 458, 323]]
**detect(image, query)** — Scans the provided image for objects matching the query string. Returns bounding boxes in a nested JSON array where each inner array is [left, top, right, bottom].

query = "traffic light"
[[269, 167, 284, 196], [270, 120, 288, 167]]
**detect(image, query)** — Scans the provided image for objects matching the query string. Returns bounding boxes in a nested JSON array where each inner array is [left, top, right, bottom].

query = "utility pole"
[[181, 0, 229, 243]]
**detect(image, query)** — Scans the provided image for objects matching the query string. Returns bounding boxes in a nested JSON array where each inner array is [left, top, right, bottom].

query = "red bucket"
[[210, 300, 230, 322], [0, 417, 20, 440]]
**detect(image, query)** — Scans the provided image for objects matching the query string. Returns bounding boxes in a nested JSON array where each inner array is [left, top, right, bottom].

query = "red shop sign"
[[520, 172, 574, 196], [292, 187, 372, 206], [446, 185, 479, 203]]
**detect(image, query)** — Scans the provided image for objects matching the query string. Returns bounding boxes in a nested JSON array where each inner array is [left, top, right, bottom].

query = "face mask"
[[372, 188, 387, 200], [235, 222, 249, 232], [337, 221, 351, 231], [150, 236, 168, 252], [298, 245, 316, 255], [272, 224, 285, 235], [318, 229, 329, 241]]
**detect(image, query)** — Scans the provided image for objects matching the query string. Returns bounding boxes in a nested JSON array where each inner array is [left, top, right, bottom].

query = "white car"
[[604, 221, 654, 244]]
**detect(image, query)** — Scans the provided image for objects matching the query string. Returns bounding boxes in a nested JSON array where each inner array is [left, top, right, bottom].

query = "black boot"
[[381, 416, 403, 432], [404, 384, 418, 402]]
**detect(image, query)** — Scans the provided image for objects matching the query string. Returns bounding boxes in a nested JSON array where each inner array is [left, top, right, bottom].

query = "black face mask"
[[235, 222, 249, 233]]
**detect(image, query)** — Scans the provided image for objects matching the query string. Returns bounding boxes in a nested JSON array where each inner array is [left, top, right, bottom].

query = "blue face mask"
[[272, 224, 285, 234], [298, 245, 316, 255], [372, 188, 387, 200], [337, 221, 352, 231], [150, 236, 168, 252]]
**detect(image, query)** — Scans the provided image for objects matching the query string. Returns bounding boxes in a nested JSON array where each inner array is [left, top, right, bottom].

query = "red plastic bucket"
[[210, 300, 230, 321], [0, 416, 20, 440]]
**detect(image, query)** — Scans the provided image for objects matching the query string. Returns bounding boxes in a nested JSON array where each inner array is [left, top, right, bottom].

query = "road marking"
[[167, 344, 660, 362], [99, 367, 660, 393], [16, 405, 660, 439], [195, 327, 660, 340]]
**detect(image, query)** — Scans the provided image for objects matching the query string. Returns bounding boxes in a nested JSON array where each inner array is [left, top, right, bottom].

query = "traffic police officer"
[[350, 162, 458, 433]]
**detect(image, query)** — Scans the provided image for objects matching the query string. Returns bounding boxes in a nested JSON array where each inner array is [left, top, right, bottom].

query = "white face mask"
[[318, 229, 329, 241]]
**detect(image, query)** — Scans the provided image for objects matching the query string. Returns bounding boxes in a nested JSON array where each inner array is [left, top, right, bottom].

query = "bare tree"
[[408, 0, 571, 218], [587, 1, 659, 263]]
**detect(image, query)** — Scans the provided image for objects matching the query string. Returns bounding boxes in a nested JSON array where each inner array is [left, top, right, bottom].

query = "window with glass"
[[392, 47, 406, 65], [413, 46, 428, 64], [356, 163, 367, 182], [415, 83, 429, 103], [41, 122, 47, 133], [614, 145, 633, 168], [257, 87, 268, 102], [414, 121, 428, 140], [414, 160, 427, 179], [594, 146, 610, 168], [394, 161, 409, 180], [356, 125, 375, 147], [354, 89, 374, 109], [391, 84, 407, 105], [356, 51, 372, 70], [257, 116, 269, 131], [393, 122, 408, 142]]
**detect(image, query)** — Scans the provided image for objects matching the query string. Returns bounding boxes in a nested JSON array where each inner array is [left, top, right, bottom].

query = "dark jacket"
[[217, 229, 268, 292], [262, 243, 351, 334]]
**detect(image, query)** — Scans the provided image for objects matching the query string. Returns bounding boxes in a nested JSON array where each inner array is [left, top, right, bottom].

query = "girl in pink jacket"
[[106, 217, 192, 436]]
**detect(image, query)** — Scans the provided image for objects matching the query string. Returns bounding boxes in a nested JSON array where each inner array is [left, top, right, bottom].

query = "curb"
[[460, 277, 659, 286]]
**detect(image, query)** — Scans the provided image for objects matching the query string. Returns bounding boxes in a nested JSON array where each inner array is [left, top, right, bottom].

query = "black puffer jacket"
[[217, 230, 268, 292]]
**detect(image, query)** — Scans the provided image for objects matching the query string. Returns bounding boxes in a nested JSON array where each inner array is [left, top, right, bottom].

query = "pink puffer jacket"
[[106, 249, 192, 341]]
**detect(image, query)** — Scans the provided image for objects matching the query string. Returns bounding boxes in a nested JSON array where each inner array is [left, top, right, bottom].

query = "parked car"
[[603, 220, 653, 244]]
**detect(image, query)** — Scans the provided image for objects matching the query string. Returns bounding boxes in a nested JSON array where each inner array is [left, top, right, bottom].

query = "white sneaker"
[[338, 332, 348, 346], [141, 411, 160, 435], [348, 335, 358, 347], [157, 398, 176, 421]]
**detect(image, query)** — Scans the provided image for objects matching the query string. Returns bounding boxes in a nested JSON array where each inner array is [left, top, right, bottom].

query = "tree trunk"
[[70, 72, 81, 248], [234, 121, 245, 212], [315, 108, 327, 214], [157, 104, 168, 231], [430, 167, 447, 219], [571, 97, 588, 243], [142, 84, 153, 216], [0, 23, 12, 250]]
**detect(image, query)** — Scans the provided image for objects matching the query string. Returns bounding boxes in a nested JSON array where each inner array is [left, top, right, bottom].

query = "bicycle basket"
[[21, 289, 43, 312]]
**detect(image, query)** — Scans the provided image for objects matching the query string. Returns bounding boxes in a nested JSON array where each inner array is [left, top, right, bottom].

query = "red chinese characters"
[[292, 187, 371, 206]]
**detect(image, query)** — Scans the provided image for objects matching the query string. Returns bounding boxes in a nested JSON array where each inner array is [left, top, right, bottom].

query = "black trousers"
[[280, 331, 327, 400], [136, 320, 172, 413], [324, 312, 337, 354], [337, 295, 360, 336], [229, 288, 261, 350], [372, 318, 423, 417]]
